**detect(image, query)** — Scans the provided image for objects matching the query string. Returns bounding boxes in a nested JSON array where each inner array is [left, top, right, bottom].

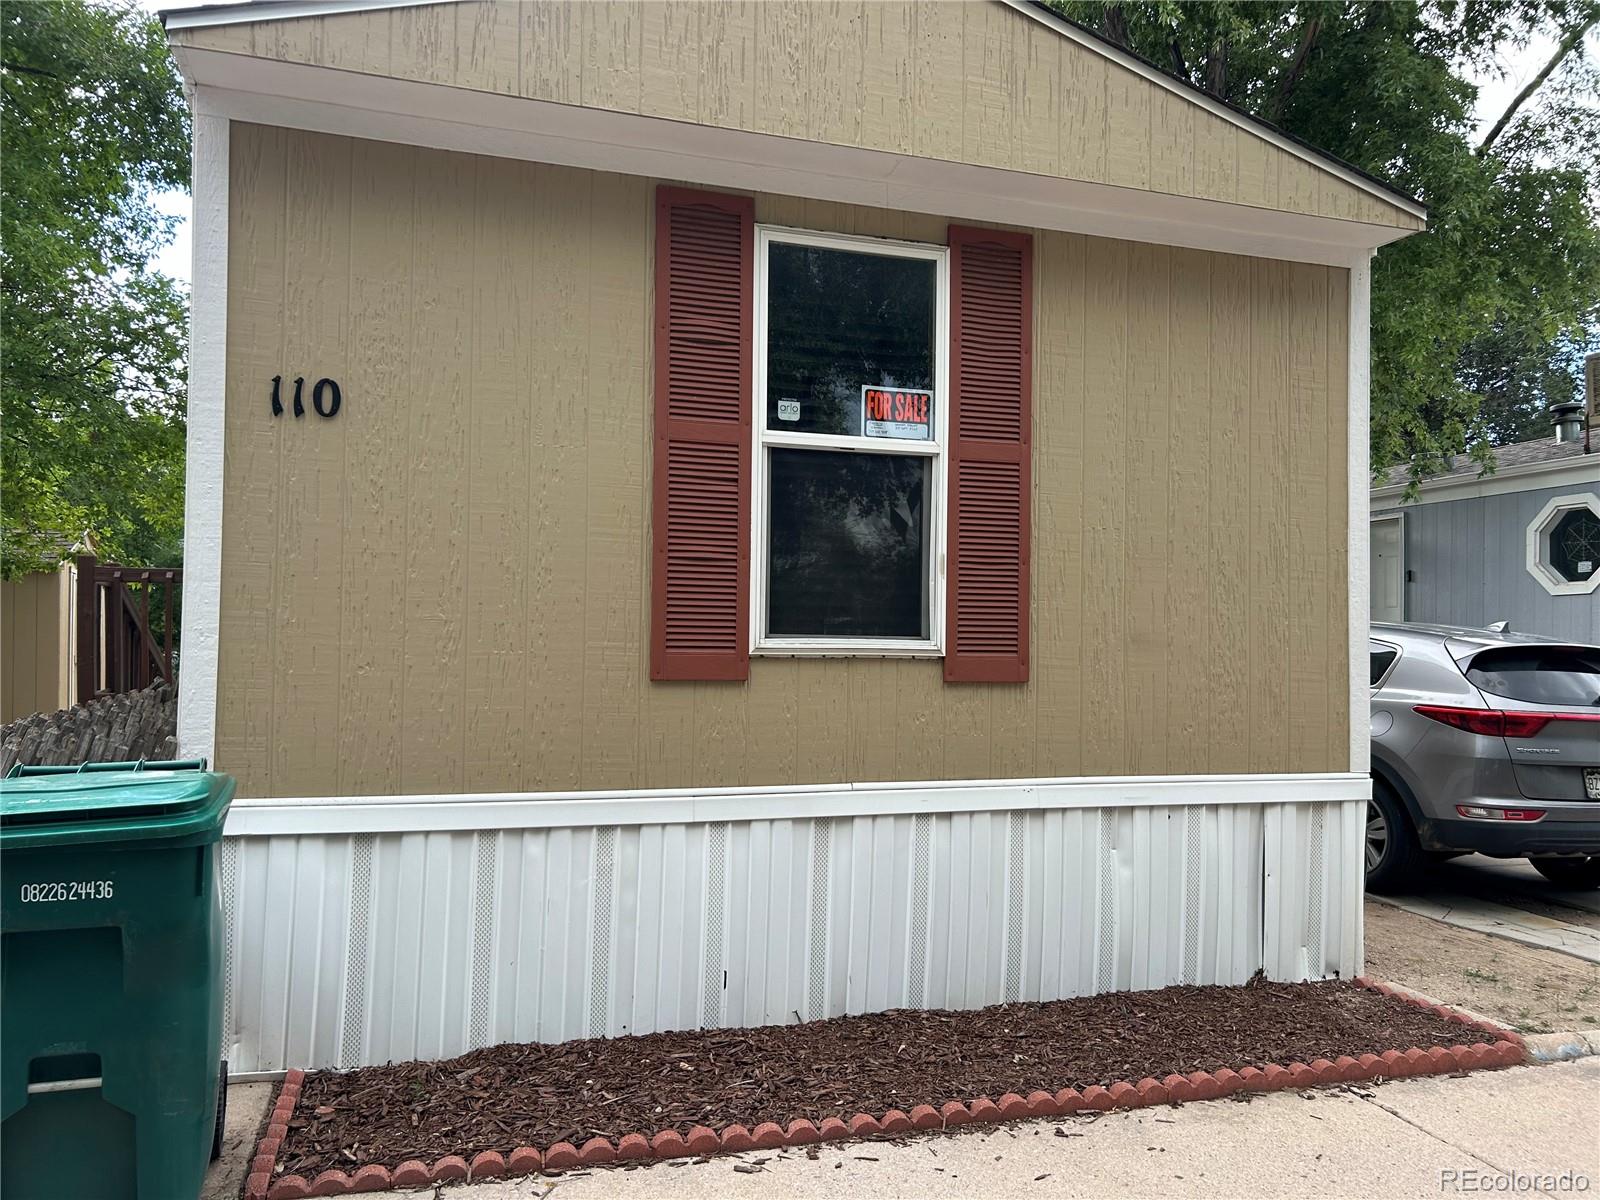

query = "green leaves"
[[1050, 1, 1600, 487], [1, 0, 190, 578]]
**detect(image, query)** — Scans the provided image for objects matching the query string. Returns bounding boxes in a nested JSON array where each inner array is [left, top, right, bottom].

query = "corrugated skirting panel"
[[219, 793, 1364, 1073]]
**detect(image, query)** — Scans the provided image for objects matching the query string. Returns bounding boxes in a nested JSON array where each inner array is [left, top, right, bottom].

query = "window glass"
[[1550, 508, 1600, 583], [765, 242, 936, 437], [1369, 644, 1398, 687], [766, 448, 929, 639], [1466, 647, 1600, 707]]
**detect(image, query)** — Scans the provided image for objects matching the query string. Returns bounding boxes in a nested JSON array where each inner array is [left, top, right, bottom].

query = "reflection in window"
[[767, 449, 929, 639], [766, 243, 935, 436]]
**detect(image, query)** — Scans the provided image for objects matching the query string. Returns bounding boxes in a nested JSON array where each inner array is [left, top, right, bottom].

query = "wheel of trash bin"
[[211, 1059, 228, 1161]]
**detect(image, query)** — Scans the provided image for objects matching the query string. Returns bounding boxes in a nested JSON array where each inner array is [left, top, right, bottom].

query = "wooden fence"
[[75, 556, 183, 700]]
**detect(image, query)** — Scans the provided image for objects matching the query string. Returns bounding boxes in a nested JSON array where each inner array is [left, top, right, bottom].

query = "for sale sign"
[[861, 386, 934, 441]]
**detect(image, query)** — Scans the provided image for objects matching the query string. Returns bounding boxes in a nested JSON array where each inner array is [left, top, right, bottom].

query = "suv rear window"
[[1465, 646, 1600, 707]]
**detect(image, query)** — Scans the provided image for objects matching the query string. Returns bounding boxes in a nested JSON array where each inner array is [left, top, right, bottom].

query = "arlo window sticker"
[[776, 398, 802, 422], [861, 385, 933, 441]]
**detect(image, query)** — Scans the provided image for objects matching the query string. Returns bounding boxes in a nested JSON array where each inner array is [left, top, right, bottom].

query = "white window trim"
[[1525, 492, 1600, 597], [750, 225, 950, 657]]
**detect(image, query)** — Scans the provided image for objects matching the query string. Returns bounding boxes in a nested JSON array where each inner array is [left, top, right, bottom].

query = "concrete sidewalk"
[[338, 1057, 1597, 1199]]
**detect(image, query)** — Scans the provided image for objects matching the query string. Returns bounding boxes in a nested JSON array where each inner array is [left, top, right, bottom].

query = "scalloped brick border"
[[244, 978, 1527, 1196]]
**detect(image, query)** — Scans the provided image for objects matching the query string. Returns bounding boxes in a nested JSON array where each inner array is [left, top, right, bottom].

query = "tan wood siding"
[[218, 124, 1351, 797], [1, 566, 75, 722], [175, 0, 1422, 232]]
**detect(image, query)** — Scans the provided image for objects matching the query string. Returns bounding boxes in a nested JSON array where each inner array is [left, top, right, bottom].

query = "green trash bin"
[[1, 761, 235, 1200]]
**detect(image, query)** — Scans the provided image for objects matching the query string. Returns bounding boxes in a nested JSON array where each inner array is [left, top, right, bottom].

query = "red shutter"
[[650, 186, 754, 681], [945, 225, 1032, 684]]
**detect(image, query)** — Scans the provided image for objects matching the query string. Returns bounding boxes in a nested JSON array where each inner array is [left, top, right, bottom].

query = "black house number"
[[270, 375, 341, 419]]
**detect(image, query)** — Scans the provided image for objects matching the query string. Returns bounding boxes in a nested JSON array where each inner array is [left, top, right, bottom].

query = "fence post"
[[74, 554, 97, 704]]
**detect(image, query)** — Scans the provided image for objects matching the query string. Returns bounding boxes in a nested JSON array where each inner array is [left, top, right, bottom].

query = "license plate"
[[1588, 769, 1600, 800]]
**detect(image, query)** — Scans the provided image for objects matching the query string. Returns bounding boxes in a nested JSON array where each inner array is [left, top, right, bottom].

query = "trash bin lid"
[[0, 762, 234, 847]]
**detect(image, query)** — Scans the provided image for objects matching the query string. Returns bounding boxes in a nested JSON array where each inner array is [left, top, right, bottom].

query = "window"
[[1465, 646, 1600, 708], [1525, 493, 1600, 597], [752, 227, 949, 654], [1369, 641, 1400, 688], [1551, 508, 1600, 583]]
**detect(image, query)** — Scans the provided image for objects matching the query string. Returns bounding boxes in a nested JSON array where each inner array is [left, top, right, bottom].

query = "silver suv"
[[1367, 622, 1600, 892]]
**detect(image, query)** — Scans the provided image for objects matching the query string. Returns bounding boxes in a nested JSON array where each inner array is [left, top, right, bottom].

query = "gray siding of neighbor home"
[[1389, 482, 1600, 642]]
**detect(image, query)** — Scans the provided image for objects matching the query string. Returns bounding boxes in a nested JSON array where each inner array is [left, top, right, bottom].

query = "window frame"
[[1524, 492, 1600, 598], [750, 224, 951, 657]]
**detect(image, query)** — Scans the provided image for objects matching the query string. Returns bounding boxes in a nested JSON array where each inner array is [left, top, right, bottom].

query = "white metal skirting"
[[218, 775, 1368, 1073]]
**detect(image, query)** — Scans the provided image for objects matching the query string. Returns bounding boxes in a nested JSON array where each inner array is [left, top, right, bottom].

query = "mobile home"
[[164, 0, 1425, 1074]]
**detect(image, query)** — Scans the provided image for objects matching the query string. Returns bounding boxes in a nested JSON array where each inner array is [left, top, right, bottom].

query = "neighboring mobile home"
[[1370, 355, 1600, 641], [164, 0, 1425, 1076]]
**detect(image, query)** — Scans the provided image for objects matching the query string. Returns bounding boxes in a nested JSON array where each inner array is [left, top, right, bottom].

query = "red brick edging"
[[243, 977, 1526, 1198]]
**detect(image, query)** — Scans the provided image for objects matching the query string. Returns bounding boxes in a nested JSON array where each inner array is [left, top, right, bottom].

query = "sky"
[[141, 2, 1583, 287]]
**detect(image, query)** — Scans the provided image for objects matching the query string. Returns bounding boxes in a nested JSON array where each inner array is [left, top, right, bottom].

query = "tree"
[[1050, 1, 1600, 486], [1, 0, 190, 578]]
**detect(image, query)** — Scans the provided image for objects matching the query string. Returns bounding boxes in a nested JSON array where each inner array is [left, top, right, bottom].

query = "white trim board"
[[178, 51, 1408, 268], [224, 772, 1371, 837], [1347, 254, 1373, 775], [175, 111, 229, 766], [163, 0, 439, 28], [1371, 455, 1600, 507]]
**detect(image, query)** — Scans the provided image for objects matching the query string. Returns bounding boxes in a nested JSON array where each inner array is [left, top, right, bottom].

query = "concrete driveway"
[[1372, 854, 1600, 964]]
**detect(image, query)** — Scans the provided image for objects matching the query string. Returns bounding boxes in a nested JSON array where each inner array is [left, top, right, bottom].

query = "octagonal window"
[[1526, 493, 1600, 597], [1551, 507, 1600, 583]]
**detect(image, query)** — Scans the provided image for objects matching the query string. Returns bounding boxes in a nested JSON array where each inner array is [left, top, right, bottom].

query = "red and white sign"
[[861, 386, 934, 441]]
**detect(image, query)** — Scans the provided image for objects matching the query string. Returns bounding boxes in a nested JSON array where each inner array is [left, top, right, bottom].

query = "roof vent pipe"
[[1551, 400, 1585, 443], [1586, 352, 1598, 453]]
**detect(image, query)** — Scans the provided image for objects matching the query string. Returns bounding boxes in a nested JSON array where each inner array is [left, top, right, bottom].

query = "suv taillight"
[[1414, 705, 1600, 738]]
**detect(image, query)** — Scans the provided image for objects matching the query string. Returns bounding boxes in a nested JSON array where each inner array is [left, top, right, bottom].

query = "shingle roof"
[[1377, 436, 1593, 489]]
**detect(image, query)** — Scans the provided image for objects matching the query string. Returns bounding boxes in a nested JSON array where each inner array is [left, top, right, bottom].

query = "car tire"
[[1529, 857, 1600, 889], [1365, 780, 1423, 894]]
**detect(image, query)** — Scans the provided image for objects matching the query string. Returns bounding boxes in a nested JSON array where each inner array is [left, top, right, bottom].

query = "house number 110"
[[270, 375, 342, 419]]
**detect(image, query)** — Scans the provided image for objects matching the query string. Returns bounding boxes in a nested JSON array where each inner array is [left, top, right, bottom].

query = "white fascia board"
[[1370, 455, 1600, 507], [163, 0, 444, 30], [178, 48, 1412, 267], [224, 772, 1371, 837], [1000, 0, 1426, 225]]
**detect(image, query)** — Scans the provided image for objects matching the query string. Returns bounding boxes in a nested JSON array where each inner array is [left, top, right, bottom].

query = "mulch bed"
[[273, 976, 1501, 1179]]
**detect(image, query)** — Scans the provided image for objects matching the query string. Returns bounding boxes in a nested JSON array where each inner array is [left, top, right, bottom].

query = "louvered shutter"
[[945, 226, 1032, 684], [650, 186, 754, 681]]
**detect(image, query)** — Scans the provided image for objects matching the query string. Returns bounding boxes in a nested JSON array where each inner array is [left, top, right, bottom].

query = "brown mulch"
[[278, 977, 1490, 1176]]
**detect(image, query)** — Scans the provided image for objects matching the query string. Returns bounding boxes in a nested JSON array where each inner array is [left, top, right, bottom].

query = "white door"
[[1370, 516, 1404, 623]]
